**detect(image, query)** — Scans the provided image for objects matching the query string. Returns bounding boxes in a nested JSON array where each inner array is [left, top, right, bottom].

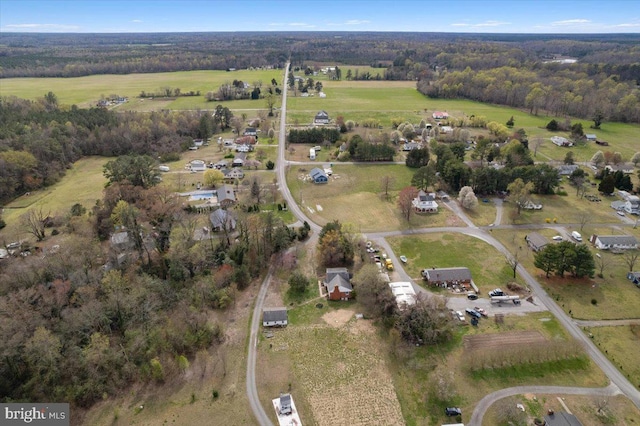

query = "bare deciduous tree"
[[380, 175, 395, 200], [21, 207, 49, 241], [623, 251, 640, 271], [595, 254, 612, 278]]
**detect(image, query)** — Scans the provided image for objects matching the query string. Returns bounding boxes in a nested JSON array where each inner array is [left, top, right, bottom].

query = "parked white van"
[[571, 231, 582, 242], [309, 148, 316, 160]]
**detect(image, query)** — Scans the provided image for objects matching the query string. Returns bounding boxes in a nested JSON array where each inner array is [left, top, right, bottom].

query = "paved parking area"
[[446, 294, 548, 316]]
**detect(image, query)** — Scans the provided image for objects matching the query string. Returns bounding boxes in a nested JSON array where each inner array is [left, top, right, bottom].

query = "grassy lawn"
[[491, 228, 640, 320], [502, 191, 626, 225], [0, 69, 282, 109], [1, 156, 108, 237], [585, 325, 640, 391], [386, 233, 525, 293], [389, 312, 608, 426], [465, 198, 497, 227], [285, 164, 465, 231]]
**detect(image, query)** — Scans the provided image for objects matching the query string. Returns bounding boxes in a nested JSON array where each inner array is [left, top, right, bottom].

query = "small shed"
[[310, 167, 328, 184], [263, 308, 288, 327]]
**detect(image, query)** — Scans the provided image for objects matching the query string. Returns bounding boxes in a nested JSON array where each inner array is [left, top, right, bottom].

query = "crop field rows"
[[463, 330, 546, 350]]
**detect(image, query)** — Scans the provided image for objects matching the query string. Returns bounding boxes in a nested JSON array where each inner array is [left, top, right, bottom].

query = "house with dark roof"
[[557, 164, 579, 176], [544, 411, 583, 426], [209, 209, 236, 232], [324, 268, 352, 301], [314, 110, 330, 125], [216, 184, 236, 207], [309, 167, 328, 184], [421, 267, 472, 286], [243, 127, 258, 137], [262, 308, 288, 327], [590, 234, 638, 250], [627, 271, 640, 286], [526, 232, 549, 252], [412, 190, 438, 213]]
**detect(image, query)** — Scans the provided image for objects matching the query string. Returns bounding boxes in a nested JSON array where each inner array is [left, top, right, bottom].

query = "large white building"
[[388, 282, 417, 309]]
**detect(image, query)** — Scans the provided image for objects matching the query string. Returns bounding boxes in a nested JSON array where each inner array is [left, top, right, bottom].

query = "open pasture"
[[587, 325, 640, 391], [0, 69, 282, 109], [286, 164, 465, 231]]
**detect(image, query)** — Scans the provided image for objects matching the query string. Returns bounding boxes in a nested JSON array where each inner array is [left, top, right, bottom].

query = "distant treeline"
[[0, 96, 234, 203]]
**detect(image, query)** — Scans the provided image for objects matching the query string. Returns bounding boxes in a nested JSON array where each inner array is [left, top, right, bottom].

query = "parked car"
[[467, 292, 478, 300], [399, 255, 408, 263], [488, 288, 505, 297], [445, 407, 462, 416], [552, 235, 563, 241], [465, 308, 482, 319], [617, 211, 626, 217], [474, 307, 488, 317], [455, 311, 465, 322]]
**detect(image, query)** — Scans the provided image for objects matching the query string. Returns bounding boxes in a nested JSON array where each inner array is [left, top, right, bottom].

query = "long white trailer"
[[490, 295, 520, 303]]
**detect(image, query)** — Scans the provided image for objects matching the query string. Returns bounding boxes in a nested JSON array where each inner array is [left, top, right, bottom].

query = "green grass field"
[[587, 325, 640, 391], [0, 69, 282, 109], [386, 233, 524, 293], [491, 227, 640, 320]]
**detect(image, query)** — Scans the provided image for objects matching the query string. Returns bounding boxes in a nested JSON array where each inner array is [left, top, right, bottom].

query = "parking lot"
[[447, 294, 548, 317]]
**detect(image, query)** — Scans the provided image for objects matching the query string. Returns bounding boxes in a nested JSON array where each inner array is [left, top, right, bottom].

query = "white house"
[[262, 308, 288, 327], [189, 159, 206, 172], [412, 190, 438, 213], [625, 195, 640, 215], [590, 235, 638, 250], [551, 136, 573, 147]]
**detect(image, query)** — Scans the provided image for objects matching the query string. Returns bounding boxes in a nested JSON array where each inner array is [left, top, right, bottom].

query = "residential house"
[[110, 231, 132, 251], [625, 195, 640, 215], [590, 234, 638, 250], [222, 167, 244, 181], [243, 127, 258, 137], [314, 110, 330, 125], [421, 267, 472, 287], [432, 111, 449, 120], [605, 164, 634, 174], [235, 135, 257, 146], [412, 190, 438, 213], [551, 136, 573, 147], [262, 308, 288, 327], [189, 159, 207, 172], [440, 125, 453, 134], [585, 134, 597, 142], [232, 153, 246, 168], [216, 184, 237, 207], [209, 209, 236, 232], [544, 411, 583, 426], [557, 164, 579, 176], [627, 271, 640, 286], [279, 393, 292, 416], [402, 141, 422, 151], [309, 167, 328, 184], [324, 267, 352, 301], [526, 232, 549, 252], [215, 160, 229, 169]]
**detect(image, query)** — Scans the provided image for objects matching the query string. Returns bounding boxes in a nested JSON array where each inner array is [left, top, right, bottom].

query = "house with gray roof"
[[216, 184, 236, 207], [557, 164, 579, 176], [526, 232, 549, 252], [324, 267, 352, 301], [222, 167, 244, 181], [314, 110, 330, 125], [590, 234, 638, 250], [262, 308, 288, 327], [209, 209, 236, 232], [544, 411, 583, 426], [309, 167, 328, 184], [421, 267, 472, 286], [627, 271, 640, 286]]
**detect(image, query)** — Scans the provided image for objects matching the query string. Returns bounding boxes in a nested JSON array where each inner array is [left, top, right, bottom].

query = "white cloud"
[[551, 19, 591, 26], [451, 20, 510, 28], [132, 19, 143, 23], [5, 23, 80, 30], [345, 20, 370, 25]]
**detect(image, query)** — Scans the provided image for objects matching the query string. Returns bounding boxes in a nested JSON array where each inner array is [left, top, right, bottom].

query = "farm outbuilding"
[[310, 167, 328, 184], [262, 308, 288, 327]]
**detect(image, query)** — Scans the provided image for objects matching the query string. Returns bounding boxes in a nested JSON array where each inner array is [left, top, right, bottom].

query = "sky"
[[1, 0, 640, 34]]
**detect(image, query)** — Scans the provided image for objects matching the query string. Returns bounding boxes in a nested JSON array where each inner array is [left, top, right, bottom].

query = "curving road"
[[469, 383, 621, 425]]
